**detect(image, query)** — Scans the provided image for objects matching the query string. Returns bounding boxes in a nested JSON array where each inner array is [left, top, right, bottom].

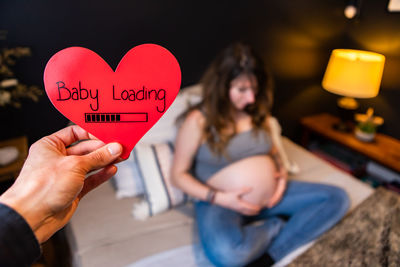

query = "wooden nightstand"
[[0, 136, 28, 182], [300, 113, 400, 174]]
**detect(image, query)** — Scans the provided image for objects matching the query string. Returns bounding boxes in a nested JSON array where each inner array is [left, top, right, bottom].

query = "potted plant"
[[0, 47, 42, 108], [0, 46, 43, 166], [354, 108, 383, 142]]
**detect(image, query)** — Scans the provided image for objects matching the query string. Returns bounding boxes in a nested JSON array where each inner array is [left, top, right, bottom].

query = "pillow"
[[113, 153, 144, 199], [131, 142, 187, 220]]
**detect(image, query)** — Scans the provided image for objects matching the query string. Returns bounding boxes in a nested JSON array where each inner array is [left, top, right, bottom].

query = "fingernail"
[[108, 143, 122, 156]]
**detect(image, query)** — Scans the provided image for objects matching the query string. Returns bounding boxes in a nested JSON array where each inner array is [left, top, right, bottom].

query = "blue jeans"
[[194, 181, 350, 267]]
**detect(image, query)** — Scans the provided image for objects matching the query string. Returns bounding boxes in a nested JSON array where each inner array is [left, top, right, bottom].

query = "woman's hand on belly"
[[266, 176, 287, 208], [207, 155, 278, 208], [214, 187, 262, 216], [266, 165, 288, 208]]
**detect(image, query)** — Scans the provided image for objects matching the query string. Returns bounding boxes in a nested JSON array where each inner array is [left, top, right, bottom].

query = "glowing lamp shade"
[[322, 49, 385, 98]]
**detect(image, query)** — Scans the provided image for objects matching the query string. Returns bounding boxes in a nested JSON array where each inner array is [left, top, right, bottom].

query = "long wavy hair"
[[185, 43, 274, 156]]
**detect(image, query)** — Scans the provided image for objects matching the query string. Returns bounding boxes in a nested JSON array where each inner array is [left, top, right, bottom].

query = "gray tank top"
[[193, 129, 272, 183]]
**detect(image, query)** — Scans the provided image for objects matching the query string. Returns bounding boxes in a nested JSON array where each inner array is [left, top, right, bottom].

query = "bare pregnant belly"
[[206, 155, 277, 207]]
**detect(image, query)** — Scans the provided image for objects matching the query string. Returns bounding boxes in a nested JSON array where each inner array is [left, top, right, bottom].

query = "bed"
[[65, 84, 374, 267]]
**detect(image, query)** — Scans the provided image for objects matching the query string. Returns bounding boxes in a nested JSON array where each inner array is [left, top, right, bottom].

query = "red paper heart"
[[44, 44, 181, 159]]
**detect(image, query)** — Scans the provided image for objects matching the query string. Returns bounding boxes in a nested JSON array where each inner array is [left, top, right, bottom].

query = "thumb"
[[81, 142, 123, 171]]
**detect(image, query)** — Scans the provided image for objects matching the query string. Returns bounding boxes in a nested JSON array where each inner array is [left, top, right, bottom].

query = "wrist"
[[270, 153, 281, 168], [213, 190, 227, 207], [205, 188, 217, 204]]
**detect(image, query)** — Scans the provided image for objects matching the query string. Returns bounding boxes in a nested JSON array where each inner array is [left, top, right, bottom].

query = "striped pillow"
[[113, 154, 144, 199], [132, 142, 187, 219]]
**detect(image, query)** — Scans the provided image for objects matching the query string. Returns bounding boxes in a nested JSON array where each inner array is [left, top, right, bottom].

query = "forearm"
[[0, 170, 63, 245], [270, 146, 284, 171], [172, 172, 216, 202], [0, 178, 44, 237], [0, 203, 41, 266]]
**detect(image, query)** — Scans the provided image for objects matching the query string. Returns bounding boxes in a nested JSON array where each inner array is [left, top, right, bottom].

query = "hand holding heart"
[[0, 45, 181, 265], [0, 125, 123, 247], [44, 44, 181, 159]]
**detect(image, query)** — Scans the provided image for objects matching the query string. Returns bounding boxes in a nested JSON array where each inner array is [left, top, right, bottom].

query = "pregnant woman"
[[171, 43, 349, 267]]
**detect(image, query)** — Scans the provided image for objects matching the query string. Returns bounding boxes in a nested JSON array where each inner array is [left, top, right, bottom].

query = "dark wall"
[[1, 0, 399, 144]]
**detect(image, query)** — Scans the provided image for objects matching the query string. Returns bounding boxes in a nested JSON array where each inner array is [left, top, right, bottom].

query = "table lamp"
[[322, 49, 385, 131]]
